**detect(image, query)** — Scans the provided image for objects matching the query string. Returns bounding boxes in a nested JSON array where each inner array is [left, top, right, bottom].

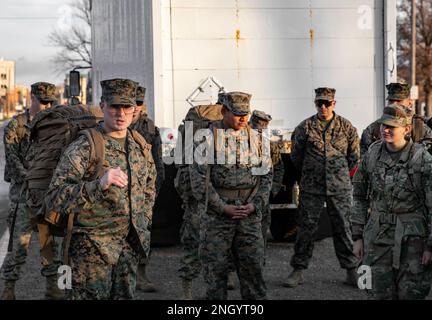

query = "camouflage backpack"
[[3, 110, 31, 183], [26, 104, 103, 231], [26, 104, 151, 264], [173, 104, 223, 199]]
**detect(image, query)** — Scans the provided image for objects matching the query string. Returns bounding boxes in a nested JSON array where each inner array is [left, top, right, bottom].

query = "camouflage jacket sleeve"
[[251, 167, 273, 216], [3, 118, 26, 183], [351, 152, 370, 239], [143, 149, 157, 229], [290, 124, 306, 172], [360, 122, 381, 157], [346, 122, 360, 171], [45, 136, 107, 216], [152, 127, 165, 196], [271, 144, 285, 196], [360, 127, 372, 157], [421, 151, 432, 250]]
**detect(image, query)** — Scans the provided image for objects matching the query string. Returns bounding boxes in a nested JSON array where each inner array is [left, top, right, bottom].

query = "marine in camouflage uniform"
[[284, 87, 359, 288], [352, 105, 432, 299], [249, 110, 285, 260], [1, 82, 58, 300], [1, 109, 31, 298], [131, 86, 165, 194], [176, 167, 203, 299], [360, 82, 432, 156], [45, 79, 156, 300], [190, 92, 273, 300], [131, 86, 164, 293]]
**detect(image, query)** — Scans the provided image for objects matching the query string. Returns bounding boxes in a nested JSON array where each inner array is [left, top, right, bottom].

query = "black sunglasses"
[[315, 100, 332, 108]]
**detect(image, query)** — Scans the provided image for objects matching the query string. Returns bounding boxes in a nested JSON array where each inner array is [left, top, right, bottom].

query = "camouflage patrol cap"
[[31, 82, 56, 102], [221, 91, 251, 116], [386, 82, 411, 101], [100, 78, 138, 106], [377, 104, 409, 128], [136, 86, 146, 103], [250, 110, 272, 129], [315, 87, 336, 101]]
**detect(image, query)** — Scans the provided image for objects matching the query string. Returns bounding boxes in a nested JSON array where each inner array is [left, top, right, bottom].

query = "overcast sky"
[[0, 0, 76, 87]]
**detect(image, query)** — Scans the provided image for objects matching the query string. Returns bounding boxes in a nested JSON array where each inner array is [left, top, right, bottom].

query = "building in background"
[[14, 85, 30, 112], [0, 58, 16, 119]]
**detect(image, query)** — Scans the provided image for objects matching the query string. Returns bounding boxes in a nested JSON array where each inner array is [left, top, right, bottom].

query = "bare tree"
[[49, 0, 92, 73], [397, 0, 432, 115]]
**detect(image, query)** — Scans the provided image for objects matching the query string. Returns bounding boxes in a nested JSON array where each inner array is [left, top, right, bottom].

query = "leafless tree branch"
[[49, 0, 91, 74]]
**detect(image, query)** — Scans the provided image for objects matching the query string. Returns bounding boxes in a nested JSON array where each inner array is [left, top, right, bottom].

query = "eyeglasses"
[[315, 100, 333, 108], [107, 105, 135, 114]]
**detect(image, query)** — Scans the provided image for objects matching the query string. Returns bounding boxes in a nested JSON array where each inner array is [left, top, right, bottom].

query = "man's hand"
[[223, 203, 256, 220], [422, 250, 432, 266], [239, 203, 256, 215], [223, 205, 247, 220], [99, 167, 128, 191], [353, 239, 364, 261]]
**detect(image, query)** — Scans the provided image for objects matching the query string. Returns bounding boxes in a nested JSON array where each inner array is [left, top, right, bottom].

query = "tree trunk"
[[426, 90, 432, 118]]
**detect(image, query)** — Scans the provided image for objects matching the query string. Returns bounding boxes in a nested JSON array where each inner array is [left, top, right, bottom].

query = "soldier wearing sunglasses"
[[283, 87, 360, 288]]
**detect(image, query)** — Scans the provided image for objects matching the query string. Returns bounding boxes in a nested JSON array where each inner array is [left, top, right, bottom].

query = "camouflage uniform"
[[360, 82, 432, 156], [131, 86, 164, 291], [352, 105, 432, 300], [131, 86, 165, 194], [1, 109, 33, 282], [290, 88, 359, 271], [177, 178, 202, 281], [22, 82, 62, 281], [250, 110, 285, 259], [45, 79, 156, 300], [190, 92, 272, 300]]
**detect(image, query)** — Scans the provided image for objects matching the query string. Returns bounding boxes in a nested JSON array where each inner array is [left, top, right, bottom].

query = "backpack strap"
[[79, 128, 106, 180], [130, 129, 152, 159]]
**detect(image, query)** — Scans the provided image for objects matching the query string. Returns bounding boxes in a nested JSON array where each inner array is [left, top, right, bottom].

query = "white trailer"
[[90, 0, 398, 242], [91, 0, 397, 134]]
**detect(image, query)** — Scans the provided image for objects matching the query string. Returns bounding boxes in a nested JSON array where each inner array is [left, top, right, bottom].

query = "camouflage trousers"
[[261, 204, 271, 266], [366, 237, 432, 300], [291, 192, 358, 270], [0, 202, 33, 281], [199, 211, 266, 300], [178, 197, 236, 281], [178, 197, 202, 281], [67, 234, 139, 300]]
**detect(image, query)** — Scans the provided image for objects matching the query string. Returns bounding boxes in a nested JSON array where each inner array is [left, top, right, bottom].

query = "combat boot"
[[344, 268, 358, 288], [136, 264, 156, 292], [45, 275, 64, 300], [1, 280, 16, 300], [227, 272, 236, 290], [181, 279, 193, 300], [282, 269, 304, 288]]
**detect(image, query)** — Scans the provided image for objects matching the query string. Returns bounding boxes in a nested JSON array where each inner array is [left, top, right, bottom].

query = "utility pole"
[[411, 0, 419, 115]]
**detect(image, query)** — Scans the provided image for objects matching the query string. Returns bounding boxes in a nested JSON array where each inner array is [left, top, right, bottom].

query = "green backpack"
[[174, 104, 223, 199]]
